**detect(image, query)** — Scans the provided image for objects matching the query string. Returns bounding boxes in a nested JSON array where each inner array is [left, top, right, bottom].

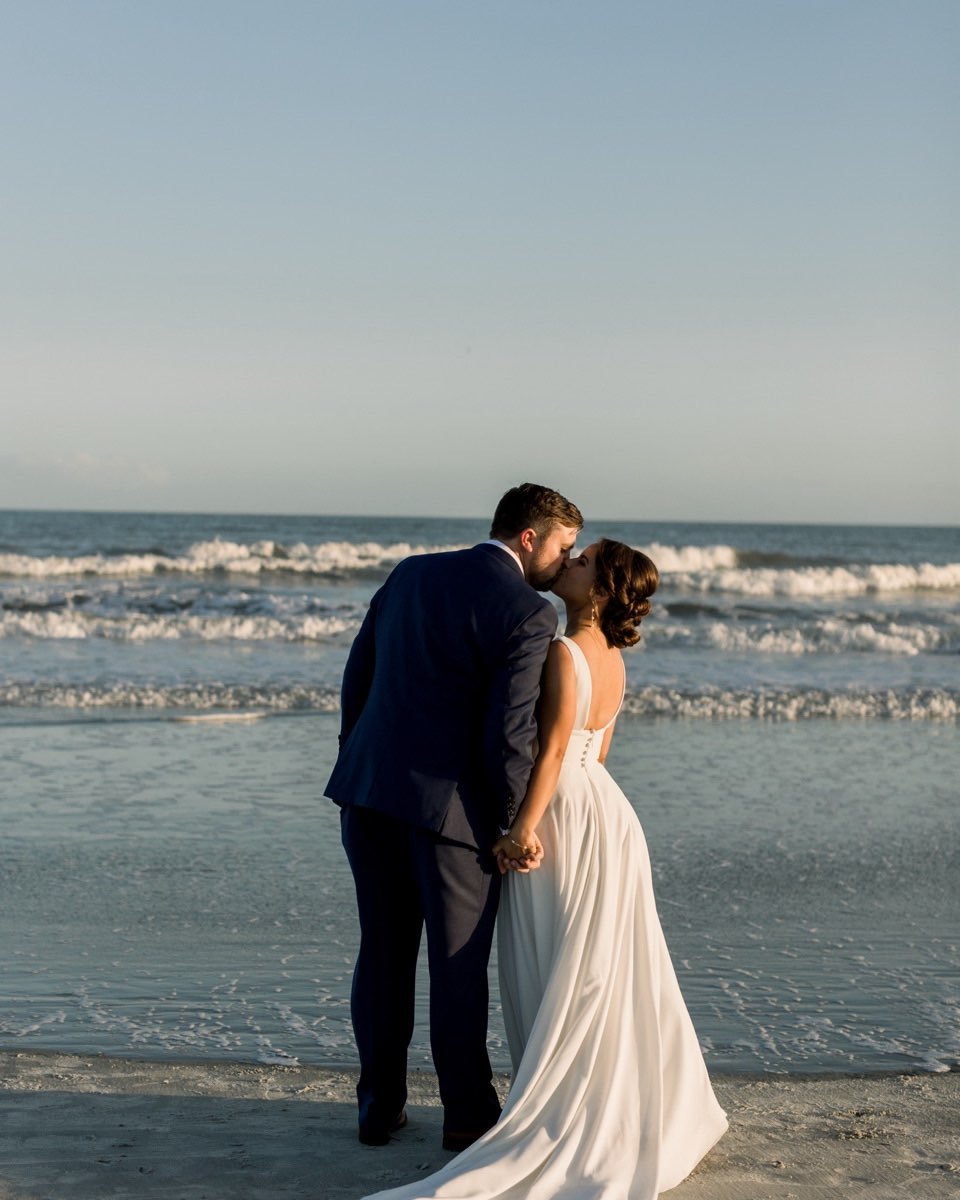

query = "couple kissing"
[[325, 482, 726, 1200]]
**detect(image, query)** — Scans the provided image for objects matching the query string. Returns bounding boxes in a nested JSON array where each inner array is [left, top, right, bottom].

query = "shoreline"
[[2, 1044, 957, 1083], [1, 1052, 958, 1199]]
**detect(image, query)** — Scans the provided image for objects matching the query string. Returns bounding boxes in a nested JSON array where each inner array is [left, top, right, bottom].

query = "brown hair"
[[593, 538, 659, 649], [489, 482, 583, 539]]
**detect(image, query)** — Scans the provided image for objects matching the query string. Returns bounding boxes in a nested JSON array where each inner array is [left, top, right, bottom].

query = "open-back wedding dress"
[[365, 635, 727, 1199]]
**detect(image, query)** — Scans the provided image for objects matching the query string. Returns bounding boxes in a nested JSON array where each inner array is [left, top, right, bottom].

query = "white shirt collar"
[[483, 539, 524, 576]]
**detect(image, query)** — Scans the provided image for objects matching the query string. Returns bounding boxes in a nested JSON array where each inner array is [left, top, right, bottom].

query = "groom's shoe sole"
[[359, 1110, 407, 1146]]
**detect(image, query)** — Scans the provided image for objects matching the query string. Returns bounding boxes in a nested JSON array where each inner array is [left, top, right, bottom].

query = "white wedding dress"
[[365, 636, 727, 1199]]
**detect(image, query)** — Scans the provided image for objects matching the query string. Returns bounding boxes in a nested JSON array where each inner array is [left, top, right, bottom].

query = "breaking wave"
[[691, 619, 950, 657], [620, 686, 959, 721], [1, 600, 955, 655], [0, 682, 342, 712], [0, 609, 358, 642], [666, 561, 960, 597], [0, 539, 467, 580], [644, 543, 739, 572], [2, 537, 957, 602], [1, 682, 955, 721]]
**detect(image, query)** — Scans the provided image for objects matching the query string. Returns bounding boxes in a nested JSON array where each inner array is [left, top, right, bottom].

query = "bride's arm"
[[495, 641, 577, 862]]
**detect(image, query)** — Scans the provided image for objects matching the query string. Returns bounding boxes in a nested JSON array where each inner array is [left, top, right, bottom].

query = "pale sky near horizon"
[[1, 1, 957, 524]]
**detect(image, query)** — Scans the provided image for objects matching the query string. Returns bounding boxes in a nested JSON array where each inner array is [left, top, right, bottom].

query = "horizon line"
[[0, 505, 956, 531]]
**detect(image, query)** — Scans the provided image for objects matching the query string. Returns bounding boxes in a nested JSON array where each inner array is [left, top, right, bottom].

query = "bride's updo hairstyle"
[[592, 539, 660, 649]]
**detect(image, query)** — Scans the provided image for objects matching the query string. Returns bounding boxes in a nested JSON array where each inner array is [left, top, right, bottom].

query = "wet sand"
[[0, 1052, 957, 1199]]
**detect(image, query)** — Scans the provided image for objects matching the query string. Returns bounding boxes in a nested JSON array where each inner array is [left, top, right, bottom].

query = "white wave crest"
[[620, 686, 959, 721], [1, 682, 955, 721], [0, 539, 468, 580], [699, 618, 949, 656], [668, 561, 960, 597], [644, 543, 739, 572], [0, 682, 341, 711], [615, 543, 960, 596], [6, 534, 956, 598], [0, 609, 358, 642]]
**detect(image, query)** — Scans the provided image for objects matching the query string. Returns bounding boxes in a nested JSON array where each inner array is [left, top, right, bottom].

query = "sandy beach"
[[0, 1053, 957, 1199]]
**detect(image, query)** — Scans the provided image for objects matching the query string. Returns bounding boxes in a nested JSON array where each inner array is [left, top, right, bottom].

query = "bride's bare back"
[[564, 631, 625, 731]]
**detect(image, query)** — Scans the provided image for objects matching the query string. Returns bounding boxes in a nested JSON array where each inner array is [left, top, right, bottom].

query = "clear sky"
[[1, 0, 957, 523]]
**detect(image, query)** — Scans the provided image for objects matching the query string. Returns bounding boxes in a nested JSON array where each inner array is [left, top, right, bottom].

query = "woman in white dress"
[[365, 540, 727, 1200]]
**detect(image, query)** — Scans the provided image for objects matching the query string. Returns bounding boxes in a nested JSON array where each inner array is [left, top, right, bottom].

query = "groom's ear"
[[518, 528, 538, 553]]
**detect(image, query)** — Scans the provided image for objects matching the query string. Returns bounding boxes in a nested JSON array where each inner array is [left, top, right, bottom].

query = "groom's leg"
[[412, 829, 502, 1136], [341, 805, 423, 1129]]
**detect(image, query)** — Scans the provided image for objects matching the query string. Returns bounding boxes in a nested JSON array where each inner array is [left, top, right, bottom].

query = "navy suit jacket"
[[324, 544, 557, 848]]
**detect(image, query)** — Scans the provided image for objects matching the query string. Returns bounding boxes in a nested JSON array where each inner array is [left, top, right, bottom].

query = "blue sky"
[[2, 1, 957, 522]]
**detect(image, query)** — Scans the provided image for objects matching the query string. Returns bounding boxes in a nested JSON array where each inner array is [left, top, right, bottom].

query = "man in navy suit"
[[326, 483, 583, 1149]]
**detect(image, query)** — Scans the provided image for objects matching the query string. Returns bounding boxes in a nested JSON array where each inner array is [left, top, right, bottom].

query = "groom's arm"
[[483, 600, 557, 829], [338, 585, 383, 748]]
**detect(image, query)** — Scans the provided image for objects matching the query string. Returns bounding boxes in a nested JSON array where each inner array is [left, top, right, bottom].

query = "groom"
[[325, 483, 583, 1150]]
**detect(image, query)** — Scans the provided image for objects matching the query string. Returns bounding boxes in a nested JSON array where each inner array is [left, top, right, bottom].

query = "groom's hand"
[[497, 850, 537, 874]]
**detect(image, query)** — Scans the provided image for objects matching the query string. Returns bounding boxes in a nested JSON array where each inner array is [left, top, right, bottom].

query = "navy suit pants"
[[340, 805, 503, 1134]]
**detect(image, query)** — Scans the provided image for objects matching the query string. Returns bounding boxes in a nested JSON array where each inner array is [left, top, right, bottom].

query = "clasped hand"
[[492, 829, 544, 875]]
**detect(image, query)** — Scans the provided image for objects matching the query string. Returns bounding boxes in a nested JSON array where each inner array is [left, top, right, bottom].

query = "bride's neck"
[[563, 601, 596, 638]]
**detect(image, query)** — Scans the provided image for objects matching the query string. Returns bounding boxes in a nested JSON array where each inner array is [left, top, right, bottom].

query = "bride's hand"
[[492, 829, 544, 874]]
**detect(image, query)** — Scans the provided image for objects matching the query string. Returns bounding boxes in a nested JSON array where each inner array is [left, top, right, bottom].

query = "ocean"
[[1, 509, 957, 1076]]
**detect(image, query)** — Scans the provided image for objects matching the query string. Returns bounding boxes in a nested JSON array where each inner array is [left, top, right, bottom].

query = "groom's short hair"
[[489, 483, 583, 539]]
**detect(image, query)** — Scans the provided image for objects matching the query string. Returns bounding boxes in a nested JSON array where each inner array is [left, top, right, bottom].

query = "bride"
[[364, 539, 727, 1199]]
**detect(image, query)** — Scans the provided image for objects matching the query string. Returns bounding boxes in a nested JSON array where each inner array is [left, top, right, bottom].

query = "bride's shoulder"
[[546, 637, 578, 680], [539, 638, 580, 715], [550, 635, 578, 662]]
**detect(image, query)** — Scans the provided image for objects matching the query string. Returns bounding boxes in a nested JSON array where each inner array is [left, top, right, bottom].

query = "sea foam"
[[0, 609, 357, 641], [0, 539, 467, 579], [2, 682, 954, 720], [0, 682, 342, 712], [3, 537, 958, 601], [695, 618, 951, 656], [667, 561, 960, 597], [621, 686, 959, 721], [6, 606, 949, 652], [644, 542, 739, 572]]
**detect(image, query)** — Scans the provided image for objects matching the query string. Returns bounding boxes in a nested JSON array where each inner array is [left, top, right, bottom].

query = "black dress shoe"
[[441, 1126, 489, 1152], [358, 1109, 407, 1146]]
